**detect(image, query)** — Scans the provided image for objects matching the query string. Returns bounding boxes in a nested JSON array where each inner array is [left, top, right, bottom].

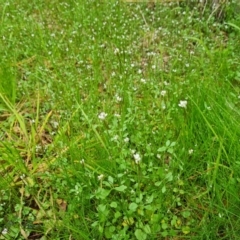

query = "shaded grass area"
[[1, 1, 240, 239]]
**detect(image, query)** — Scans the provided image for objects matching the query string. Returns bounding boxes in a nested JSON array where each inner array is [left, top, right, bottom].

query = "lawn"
[[0, 1, 240, 239]]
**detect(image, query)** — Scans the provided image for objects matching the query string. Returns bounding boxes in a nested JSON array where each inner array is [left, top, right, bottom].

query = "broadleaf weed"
[[1, 1, 240, 239]]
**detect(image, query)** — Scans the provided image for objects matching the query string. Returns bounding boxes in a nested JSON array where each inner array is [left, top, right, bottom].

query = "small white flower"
[[161, 103, 166, 110], [157, 154, 161, 159], [51, 121, 59, 129], [20, 174, 25, 179], [140, 78, 146, 84], [115, 95, 122, 102], [178, 100, 187, 108], [114, 48, 119, 54], [2, 228, 7, 235], [35, 145, 41, 152], [188, 149, 194, 155], [138, 69, 142, 74], [80, 159, 85, 164], [124, 137, 129, 143], [98, 112, 107, 120], [164, 81, 169, 86], [132, 86, 137, 91], [114, 113, 120, 118], [160, 90, 167, 96], [133, 153, 141, 164], [111, 135, 119, 142], [131, 149, 136, 154], [185, 63, 189, 67], [98, 174, 104, 181]]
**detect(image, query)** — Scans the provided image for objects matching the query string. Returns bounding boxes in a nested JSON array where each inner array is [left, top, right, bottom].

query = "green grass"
[[1, 1, 240, 239]]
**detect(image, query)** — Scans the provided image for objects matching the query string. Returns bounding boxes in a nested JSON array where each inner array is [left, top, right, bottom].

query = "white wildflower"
[[98, 112, 107, 120], [115, 95, 122, 102], [114, 48, 119, 54], [131, 149, 136, 154], [178, 100, 187, 108], [20, 174, 25, 179], [124, 137, 129, 143], [160, 90, 167, 96], [133, 153, 141, 164], [80, 159, 85, 164], [188, 149, 194, 155], [51, 121, 59, 129], [164, 81, 169, 86], [114, 113, 120, 118], [2, 228, 7, 235], [111, 135, 119, 142], [98, 174, 104, 181]]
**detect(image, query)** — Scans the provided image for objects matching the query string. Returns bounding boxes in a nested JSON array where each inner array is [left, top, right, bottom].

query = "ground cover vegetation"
[[0, 0, 240, 239]]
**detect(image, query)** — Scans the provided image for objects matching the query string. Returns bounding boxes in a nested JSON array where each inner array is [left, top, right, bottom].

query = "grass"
[[0, 0, 240, 239]]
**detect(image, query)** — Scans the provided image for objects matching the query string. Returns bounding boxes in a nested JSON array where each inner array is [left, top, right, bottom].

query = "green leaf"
[[129, 202, 138, 211], [167, 148, 174, 154], [110, 202, 118, 208], [108, 176, 114, 184], [162, 185, 166, 193], [158, 146, 167, 152], [143, 224, 151, 234], [136, 193, 143, 203], [227, 22, 240, 31], [105, 226, 116, 239], [146, 194, 154, 204], [182, 226, 191, 234], [182, 211, 191, 218], [114, 211, 122, 219], [166, 172, 173, 181], [98, 204, 106, 213], [135, 229, 147, 240], [154, 181, 161, 186], [162, 222, 168, 230], [96, 188, 111, 200], [114, 185, 127, 192], [166, 140, 171, 147]]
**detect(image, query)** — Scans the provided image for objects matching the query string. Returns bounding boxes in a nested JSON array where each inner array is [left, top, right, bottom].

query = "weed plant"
[[0, 1, 240, 239]]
